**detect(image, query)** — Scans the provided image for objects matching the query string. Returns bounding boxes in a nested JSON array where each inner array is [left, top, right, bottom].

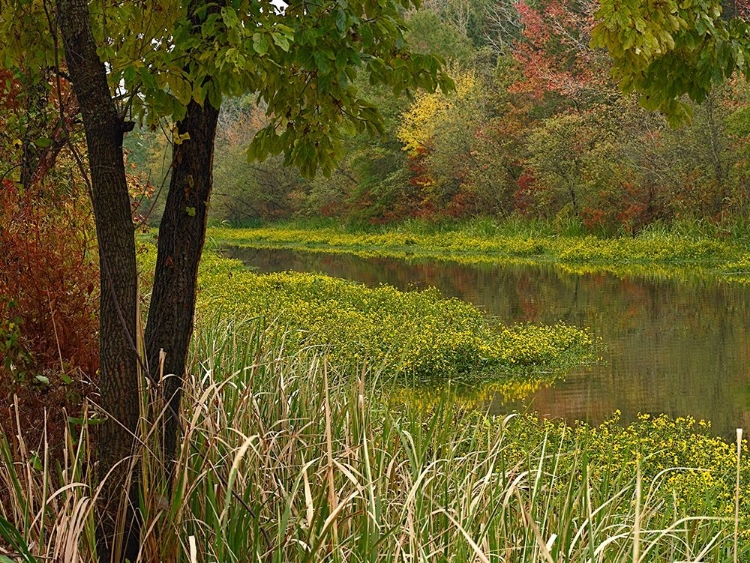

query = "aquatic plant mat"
[[208, 223, 750, 283], [190, 252, 592, 381]]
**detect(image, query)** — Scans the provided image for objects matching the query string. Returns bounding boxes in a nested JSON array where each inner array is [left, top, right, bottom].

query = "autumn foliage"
[[153, 0, 750, 232], [0, 179, 99, 378], [0, 68, 99, 445]]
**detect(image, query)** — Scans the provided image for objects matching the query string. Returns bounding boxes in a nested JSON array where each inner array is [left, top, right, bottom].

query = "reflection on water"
[[223, 245, 750, 439]]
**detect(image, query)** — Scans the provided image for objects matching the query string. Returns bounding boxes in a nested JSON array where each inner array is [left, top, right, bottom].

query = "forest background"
[[124, 0, 750, 234]]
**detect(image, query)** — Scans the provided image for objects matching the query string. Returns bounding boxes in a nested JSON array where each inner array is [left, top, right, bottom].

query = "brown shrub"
[[0, 176, 99, 449]]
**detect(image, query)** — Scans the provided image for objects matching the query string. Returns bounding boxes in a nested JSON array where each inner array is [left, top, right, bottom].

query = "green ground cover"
[[208, 221, 750, 283], [184, 251, 594, 381]]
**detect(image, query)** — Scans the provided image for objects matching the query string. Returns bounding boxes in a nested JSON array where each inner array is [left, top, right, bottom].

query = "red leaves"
[[0, 180, 99, 379], [510, 0, 609, 104], [0, 174, 99, 454], [513, 171, 539, 216]]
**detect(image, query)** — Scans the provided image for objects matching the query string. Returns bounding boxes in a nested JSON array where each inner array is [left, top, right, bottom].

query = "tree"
[[2, 1, 451, 561], [397, 68, 488, 217], [591, 0, 750, 124]]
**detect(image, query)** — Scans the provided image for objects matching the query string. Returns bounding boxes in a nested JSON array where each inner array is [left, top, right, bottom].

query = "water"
[[223, 246, 750, 438]]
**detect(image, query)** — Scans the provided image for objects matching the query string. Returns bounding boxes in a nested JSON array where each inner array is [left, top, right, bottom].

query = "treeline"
[[127, 0, 750, 233]]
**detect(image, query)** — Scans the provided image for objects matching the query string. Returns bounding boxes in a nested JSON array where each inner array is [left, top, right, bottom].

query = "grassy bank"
[[207, 219, 750, 282], [2, 318, 748, 562]]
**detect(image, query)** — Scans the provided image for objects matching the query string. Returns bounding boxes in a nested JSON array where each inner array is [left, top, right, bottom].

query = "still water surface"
[[223, 246, 750, 439]]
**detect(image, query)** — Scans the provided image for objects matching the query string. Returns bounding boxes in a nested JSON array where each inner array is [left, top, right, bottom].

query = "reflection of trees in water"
[[502, 270, 750, 439], [224, 245, 750, 438]]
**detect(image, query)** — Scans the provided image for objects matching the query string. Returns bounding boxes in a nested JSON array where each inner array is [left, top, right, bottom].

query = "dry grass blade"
[[514, 488, 556, 563]]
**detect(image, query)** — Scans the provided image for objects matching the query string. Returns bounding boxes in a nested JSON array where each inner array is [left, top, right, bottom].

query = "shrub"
[[0, 177, 98, 447]]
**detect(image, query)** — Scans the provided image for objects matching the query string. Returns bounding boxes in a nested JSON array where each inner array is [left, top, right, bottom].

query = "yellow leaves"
[[173, 129, 191, 145], [398, 91, 452, 155], [397, 69, 478, 156]]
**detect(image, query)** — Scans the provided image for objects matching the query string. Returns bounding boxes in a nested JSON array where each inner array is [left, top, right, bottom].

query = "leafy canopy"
[[591, 0, 750, 124], [1, 0, 454, 177]]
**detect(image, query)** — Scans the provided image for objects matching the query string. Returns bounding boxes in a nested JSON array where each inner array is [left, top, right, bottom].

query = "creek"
[[223, 245, 750, 439]]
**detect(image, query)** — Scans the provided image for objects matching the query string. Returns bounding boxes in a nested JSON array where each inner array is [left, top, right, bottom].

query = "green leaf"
[[35, 375, 49, 385], [253, 33, 268, 55], [0, 516, 36, 562], [314, 51, 332, 74], [336, 9, 348, 32], [166, 73, 192, 106], [272, 32, 290, 52], [33, 137, 52, 148], [30, 453, 42, 471], [185, 206, 197, 217]]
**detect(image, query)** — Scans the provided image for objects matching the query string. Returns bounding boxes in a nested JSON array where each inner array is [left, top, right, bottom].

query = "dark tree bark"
[[145, 97, 219, 469], [142, 0, 224, 480], [56, 1, 141, 561], [56, 0, 222, 560]]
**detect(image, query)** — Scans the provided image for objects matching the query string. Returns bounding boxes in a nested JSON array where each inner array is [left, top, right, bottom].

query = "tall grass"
[[1, 319, 747, 562]]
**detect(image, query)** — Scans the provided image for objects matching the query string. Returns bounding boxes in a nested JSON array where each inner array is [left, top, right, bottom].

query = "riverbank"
[[207, 219, 750, 282], [3, 243, 750, 561]]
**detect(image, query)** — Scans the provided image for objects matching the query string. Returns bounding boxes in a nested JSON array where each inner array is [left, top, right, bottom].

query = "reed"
[[1, 318, 747, 562]]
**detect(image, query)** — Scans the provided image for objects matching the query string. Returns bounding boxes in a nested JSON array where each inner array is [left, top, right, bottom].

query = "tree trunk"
[[145, 98, 219, 470], [56, 1, 141, 561], [58, 0, 221, 559], [144, 0, 223, 475]]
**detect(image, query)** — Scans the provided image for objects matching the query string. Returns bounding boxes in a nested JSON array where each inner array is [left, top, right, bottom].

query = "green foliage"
[[11, 0, 750, 233], [1, 0, 453, 180], [525, 112, 603, 216], [0, 2, 56, 88], [405, 9, 477, 65], [591, 0, 750, 124]]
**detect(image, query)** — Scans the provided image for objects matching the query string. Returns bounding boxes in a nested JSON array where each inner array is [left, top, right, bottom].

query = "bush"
[[0, 177, 98, 447]]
